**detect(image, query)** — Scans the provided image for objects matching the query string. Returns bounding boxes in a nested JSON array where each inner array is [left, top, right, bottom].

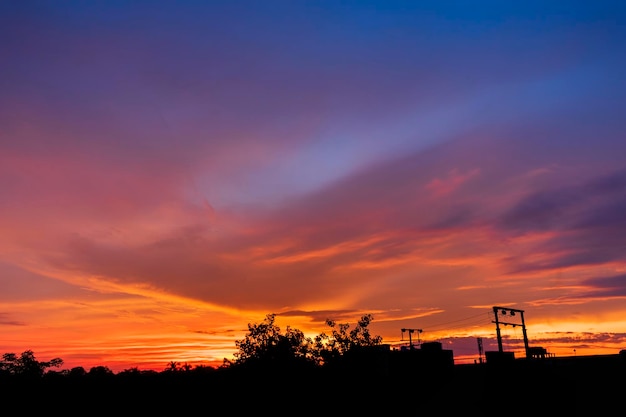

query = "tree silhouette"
[[227, 313, 383, 370], [164, 361, 193, 372], [68, 366, 87, 378], [312, 313, 383, 366], [228, 313, 316, 371], [87, 365, 115, 380], [0, 350, 63, 378]]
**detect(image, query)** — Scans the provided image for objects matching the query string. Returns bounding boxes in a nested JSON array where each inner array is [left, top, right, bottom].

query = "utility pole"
[[492, 306, 530, 359], [401, 328, 423, 350]]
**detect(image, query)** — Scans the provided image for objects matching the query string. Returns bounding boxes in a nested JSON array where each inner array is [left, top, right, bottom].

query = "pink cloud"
[[425, 168, 481, 197]]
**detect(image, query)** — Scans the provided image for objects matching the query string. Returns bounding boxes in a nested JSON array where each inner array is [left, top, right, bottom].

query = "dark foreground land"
[[2, 354, 625, 414]]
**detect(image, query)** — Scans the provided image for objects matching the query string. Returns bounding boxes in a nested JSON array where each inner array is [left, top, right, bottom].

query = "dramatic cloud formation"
[[1, 1, 625, 371]]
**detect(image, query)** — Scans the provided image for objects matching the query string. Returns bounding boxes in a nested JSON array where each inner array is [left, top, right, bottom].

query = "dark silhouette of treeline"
[[2, 313, 625, 414]]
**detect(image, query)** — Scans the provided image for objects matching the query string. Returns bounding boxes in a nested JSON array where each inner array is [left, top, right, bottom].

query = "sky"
[[2, 0, 626, 372]]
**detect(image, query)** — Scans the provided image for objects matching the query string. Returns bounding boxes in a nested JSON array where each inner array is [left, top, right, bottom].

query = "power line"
[[424, 310, 493, 332]]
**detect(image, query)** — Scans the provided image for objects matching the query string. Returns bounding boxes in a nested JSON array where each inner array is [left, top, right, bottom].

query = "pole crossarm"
[[400, 328, 423, 349], [491, 320, 521, 327]]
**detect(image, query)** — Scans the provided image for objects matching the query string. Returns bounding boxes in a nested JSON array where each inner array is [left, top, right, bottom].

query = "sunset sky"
[[2, 1, 626, 372]]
